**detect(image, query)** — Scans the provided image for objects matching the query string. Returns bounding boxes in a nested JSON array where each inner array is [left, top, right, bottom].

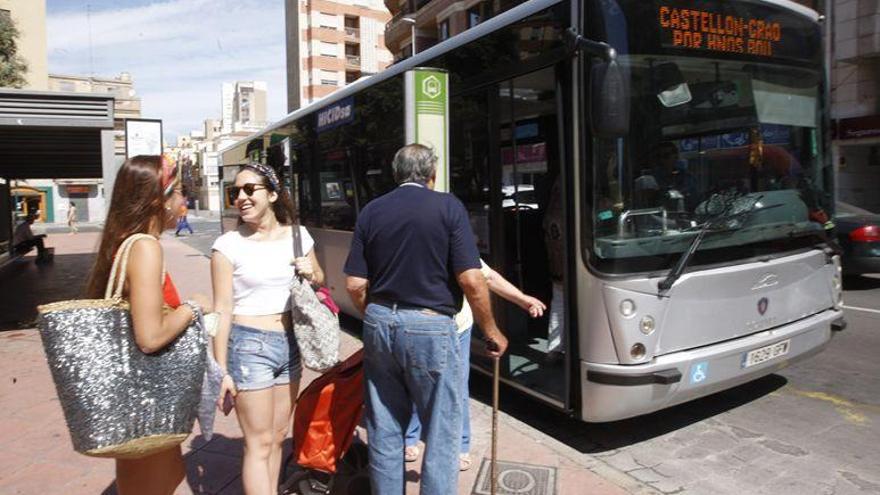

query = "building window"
[[439, 19, 450, 41], [319, 12, 337, 29], [345, 43, 361, 66], [319, 41, 339, 57], [345, 70, 361, 84], [467, 6, 481, 28], [344, 15, 360, 38], [320, 70, 339, 86]]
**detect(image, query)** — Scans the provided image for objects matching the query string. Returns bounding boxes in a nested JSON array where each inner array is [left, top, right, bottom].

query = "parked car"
[[835, 202, 880, 275]]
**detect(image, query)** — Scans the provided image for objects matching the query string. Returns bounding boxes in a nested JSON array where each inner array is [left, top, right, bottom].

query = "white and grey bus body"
[[220, 0, 843, 422], [576, 250, 843, 421]]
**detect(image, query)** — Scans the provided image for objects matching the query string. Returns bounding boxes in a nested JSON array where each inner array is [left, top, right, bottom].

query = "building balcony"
[[384, 0, 453, 52], [385, 11, 412, 49], [345, 55, 362, 68], [345, 27, 360, 41]]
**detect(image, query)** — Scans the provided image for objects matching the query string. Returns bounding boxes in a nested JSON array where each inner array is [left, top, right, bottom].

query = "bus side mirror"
[[590, 60, 629, 138]]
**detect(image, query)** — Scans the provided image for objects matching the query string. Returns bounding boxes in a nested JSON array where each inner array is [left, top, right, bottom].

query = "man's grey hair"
[[392, 143, 437, 185]]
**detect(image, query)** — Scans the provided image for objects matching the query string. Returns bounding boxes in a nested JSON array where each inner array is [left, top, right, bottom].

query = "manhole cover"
[[472, 459, 556, 495]]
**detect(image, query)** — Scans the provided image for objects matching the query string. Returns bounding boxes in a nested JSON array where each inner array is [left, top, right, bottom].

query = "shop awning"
[[0, 89, 115, 179]]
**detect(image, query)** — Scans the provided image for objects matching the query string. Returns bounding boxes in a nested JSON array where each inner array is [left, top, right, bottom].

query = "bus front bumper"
[[580, 308, 842, 422]]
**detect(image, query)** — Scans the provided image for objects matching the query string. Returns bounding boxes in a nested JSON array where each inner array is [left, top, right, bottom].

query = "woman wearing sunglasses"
[[211, 162, 324, 494]]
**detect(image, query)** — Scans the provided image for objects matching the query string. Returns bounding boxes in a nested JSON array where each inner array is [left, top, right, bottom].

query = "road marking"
[[787, 389, 869, 425], [842, 304, 880, 315]]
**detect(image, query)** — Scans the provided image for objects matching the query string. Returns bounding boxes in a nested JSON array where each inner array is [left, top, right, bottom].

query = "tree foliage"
[[0, 14, 29, 88]]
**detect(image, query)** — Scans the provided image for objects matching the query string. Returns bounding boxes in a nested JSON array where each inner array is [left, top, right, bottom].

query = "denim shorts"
[[228, 324, 303, 391]]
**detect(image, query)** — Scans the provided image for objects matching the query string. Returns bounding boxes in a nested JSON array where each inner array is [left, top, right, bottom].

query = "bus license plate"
[[742, 340, 791, 368]]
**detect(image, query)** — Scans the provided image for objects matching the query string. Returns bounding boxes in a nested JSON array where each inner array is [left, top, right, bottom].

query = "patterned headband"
[[160, 155, 179, 196], [243, 162, 280, 190]]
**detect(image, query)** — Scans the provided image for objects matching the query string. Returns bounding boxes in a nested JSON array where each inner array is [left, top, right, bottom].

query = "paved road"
[[479, 275, 880, 495], [178, 225, 880, 494], [168, 216, 223, 257]]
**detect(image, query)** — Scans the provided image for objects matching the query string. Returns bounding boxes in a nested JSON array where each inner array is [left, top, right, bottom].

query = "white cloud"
[[48, 0, 287, 141]]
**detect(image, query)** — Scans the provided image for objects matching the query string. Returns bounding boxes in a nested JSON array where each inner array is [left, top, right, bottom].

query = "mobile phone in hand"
[[222, 390, 235, 416]]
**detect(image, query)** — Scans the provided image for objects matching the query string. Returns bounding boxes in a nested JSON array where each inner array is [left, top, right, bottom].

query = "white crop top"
[[212, 226, 315, 316]]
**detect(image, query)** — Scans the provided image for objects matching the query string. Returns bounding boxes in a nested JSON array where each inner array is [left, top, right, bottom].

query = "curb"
[[469, 399, 662, 495]]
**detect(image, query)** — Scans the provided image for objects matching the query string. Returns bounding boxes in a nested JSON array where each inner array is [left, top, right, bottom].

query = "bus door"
[[451, 63, 572, 409]]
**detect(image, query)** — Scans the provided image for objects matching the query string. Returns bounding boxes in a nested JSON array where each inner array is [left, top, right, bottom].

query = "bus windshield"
[[588, 0, 831, 274]]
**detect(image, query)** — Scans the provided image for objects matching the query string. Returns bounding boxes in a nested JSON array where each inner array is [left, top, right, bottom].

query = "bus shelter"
[[0, 89, 115, 263]]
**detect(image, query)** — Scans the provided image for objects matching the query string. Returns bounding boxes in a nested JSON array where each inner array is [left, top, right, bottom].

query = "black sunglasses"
[[230, 183, 268, 197]]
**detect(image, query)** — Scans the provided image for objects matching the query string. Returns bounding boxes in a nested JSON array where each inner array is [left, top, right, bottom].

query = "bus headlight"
[[640, 316, 656, 335], [630, 343, 647, 360], [620, 299, 636, 318]]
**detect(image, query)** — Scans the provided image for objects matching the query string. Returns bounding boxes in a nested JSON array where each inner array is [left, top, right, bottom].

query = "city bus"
[[220, 0, 845, 421]]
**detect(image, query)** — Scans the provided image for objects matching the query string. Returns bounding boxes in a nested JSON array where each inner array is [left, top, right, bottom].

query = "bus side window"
[[317, 145, 356, 231], [294, 146, 321, 228]]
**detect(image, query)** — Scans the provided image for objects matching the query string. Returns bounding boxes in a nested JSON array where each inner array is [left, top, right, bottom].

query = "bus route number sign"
[[658, 5, 782, 57]]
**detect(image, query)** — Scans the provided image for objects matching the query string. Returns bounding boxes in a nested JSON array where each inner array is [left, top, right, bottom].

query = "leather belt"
[[369, 298, 447, 316]]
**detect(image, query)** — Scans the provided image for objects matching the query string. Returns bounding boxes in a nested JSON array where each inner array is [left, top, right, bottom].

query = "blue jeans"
[[227, 324, 302, 391], [175, 217, 193, 235], [406, 326, 471, 453], [362, 303, 461, 495]]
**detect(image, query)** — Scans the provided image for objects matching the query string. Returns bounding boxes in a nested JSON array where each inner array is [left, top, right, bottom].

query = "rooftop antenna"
[[86, 4, 94, 75]]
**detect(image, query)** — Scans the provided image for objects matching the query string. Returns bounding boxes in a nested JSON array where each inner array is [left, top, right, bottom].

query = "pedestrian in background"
[[345, 144, 508, 495], [211, 162, 325, 494], [13, 213, 51, 263], [84, 155, 212, 495], [175, 202, 194, 236], [404, 259, 545, 471], [67, 202, 78, 234]]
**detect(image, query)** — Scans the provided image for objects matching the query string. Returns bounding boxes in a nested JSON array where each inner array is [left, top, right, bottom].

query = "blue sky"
[[46, 0, 287, 142]]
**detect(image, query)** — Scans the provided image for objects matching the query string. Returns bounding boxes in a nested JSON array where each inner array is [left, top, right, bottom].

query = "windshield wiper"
[[658, 194, 771, 294]]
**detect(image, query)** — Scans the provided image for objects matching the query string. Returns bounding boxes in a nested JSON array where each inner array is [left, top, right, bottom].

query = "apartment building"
[[221, 80, 268, 132], [384, 0, 517, 61], [48, 72, 142, 157], [830, 0, 880, 212], [285, 0, 394, 112], [0, 0, 48, 90]]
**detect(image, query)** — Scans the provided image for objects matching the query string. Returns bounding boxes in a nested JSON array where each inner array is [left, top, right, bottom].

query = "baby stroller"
[[281, 349, 370, 495]]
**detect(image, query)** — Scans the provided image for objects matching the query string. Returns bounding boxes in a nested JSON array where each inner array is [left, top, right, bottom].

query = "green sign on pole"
[[406, 68, 449, 192]]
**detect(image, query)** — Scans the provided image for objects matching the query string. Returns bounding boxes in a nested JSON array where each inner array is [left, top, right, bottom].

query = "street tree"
[[0, 14, 29, 88]]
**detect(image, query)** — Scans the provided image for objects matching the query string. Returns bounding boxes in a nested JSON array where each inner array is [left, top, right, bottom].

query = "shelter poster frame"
[[124, 118, 163, 158]]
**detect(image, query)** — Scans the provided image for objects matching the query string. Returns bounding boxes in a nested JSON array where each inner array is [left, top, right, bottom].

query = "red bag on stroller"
[[293, 349, 365, 474]]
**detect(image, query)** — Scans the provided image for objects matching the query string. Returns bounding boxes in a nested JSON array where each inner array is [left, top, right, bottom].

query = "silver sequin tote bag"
[[37, 234, 206, 459], [290, 225, 340, 372]]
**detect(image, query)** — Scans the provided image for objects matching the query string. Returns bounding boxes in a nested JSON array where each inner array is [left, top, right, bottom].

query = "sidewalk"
[[0, 232, 651, 495]]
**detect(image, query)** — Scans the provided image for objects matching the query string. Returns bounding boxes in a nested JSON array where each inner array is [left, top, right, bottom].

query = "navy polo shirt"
[[343, 183, 481, 316]]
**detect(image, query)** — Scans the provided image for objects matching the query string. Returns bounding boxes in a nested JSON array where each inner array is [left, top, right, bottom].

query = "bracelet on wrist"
[[181, 300, 202, 325]]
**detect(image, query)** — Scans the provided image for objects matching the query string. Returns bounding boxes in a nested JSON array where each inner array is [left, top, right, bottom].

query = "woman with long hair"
[[211, 162, 325, 493], [85, 155, 212, 495]]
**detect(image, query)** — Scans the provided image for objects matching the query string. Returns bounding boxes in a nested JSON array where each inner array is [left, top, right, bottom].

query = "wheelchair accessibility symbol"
[[690, 362, 709, 384]]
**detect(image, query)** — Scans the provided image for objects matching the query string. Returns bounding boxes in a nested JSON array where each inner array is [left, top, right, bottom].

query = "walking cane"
[[491, 355, 500, 495]]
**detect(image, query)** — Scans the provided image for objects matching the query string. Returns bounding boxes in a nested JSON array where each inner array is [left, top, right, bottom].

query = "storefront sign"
[[836, 115, 880, 140], [66, 185, 91, 194]]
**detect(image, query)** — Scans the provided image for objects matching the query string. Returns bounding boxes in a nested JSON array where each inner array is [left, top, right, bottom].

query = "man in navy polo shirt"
[[345, 143, 507, 495]]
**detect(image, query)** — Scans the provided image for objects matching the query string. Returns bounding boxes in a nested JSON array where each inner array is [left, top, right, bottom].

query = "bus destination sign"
[[658, 5, 782, 57]]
